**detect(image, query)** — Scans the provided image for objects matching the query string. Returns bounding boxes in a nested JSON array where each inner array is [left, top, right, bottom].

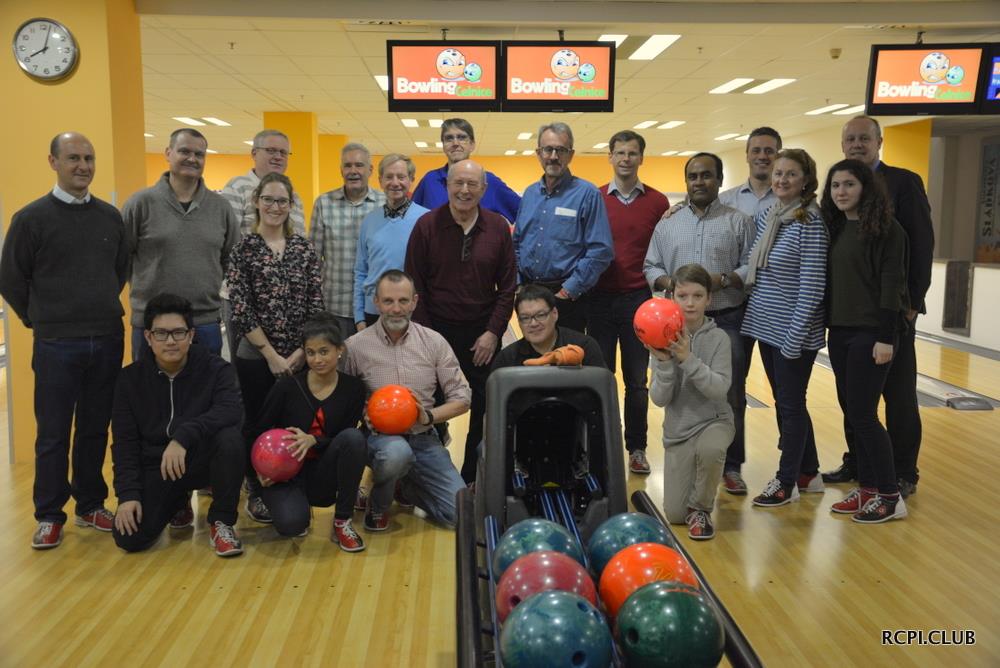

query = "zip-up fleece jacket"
[[649, 317, 734, 446], [111, 344, 242, 503]]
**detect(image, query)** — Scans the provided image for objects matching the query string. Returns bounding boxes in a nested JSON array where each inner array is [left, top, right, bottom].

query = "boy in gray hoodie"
[[647, 263, 735, 540]]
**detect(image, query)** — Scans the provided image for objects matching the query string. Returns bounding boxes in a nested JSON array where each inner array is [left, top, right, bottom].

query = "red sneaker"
[[75, 508, 114, 532], [209, 521, 243, 557], [32, 521, 64, 549], [797, 473, 826, 494], [332, 519, 366, 552], [354, 487, 369, 512], [686, 509, 715, 540], [364, 503, 389, 532], [722, 471, 748, 495], [169, 503, 195, 529], [831, 488, 876, 514]]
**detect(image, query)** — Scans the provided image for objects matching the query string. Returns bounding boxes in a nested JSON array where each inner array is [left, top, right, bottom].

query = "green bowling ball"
[[616, 580, 725, 668]]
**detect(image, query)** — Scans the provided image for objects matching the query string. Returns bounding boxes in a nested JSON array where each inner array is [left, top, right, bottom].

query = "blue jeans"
[[131, 322, 223, 361], [32, 334, 124, 522], [757, 342, 819, 487], [585, 288, 651, 452], [709, 306, 751, 472], [367, 430, 465, 526]]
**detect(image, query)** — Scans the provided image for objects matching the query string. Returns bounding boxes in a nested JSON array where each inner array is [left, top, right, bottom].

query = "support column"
[[884, 119, 932, 186], [263, 112, 318, 225]]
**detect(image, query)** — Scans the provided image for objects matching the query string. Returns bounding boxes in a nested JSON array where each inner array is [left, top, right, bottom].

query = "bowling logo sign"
[[390, 45, 497, 100], [871, 48, 982, 104], [505, 45, 611, 100]]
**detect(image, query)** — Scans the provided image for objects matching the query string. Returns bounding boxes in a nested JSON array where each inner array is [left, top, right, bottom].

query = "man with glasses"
[[111, 293, 245, 557], [1, 132, 129, 549], [587, 130, 670, 475], [513, 122, 613, 332], [310, 143, 386, 337], [123, 128, 239, 360], [412, 118, 521, 222], [405, 160, 517, 483]]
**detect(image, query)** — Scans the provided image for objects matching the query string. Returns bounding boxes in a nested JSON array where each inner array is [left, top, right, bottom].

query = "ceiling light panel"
[[629, 34, 681, 61]]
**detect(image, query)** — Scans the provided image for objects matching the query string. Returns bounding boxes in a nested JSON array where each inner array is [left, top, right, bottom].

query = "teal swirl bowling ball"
[[500, 590, 613, 668], [492, 518, 585, 582], [586, 512, 671, 578]]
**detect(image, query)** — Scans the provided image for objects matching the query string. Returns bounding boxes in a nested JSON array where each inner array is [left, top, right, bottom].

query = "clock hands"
[[28, 23, 53, 58]]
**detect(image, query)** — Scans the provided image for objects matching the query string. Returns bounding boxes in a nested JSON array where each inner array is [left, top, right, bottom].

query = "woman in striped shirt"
[[741, 149, 829, 507]]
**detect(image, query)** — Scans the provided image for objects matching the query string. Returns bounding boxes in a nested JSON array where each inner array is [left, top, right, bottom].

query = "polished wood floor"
[[0, 338, 998, 667]]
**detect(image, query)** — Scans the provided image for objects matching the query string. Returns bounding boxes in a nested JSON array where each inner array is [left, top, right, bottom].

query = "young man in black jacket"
[[111, 294, 245, 557]]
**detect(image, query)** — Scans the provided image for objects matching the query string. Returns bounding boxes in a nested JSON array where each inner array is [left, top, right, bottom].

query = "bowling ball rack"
[[455, 367, 763, 667]]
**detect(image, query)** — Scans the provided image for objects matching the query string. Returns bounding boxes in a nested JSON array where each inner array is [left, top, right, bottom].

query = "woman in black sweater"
[[821, 159, 909, 524], [253, 313, 368, 550]]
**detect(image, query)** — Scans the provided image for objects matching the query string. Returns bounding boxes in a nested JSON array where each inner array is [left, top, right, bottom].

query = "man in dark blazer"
[[824, 115, 934, 498]]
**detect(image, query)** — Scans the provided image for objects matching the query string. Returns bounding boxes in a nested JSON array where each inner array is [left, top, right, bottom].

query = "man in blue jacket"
[[111, 293, 245, 557]]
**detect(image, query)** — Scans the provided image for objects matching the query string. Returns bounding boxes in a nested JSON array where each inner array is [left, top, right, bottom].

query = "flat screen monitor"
[[387, 40, 501, 112], [865, 43, 985, 116], [978, 45, 1000, 114], [501, 41, 615, 112]]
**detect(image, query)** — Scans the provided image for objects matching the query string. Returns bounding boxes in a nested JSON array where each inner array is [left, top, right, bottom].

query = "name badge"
[[554, 206, 577, 217]]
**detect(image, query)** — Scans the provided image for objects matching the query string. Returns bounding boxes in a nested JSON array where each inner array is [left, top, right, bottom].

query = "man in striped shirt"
[[643, 153, 756, 495], [309, 143, 386, 337], [342, 270, 470, 531]]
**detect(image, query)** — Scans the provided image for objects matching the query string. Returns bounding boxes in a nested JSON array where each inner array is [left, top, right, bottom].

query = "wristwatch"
[[719, 273, 731, 289]]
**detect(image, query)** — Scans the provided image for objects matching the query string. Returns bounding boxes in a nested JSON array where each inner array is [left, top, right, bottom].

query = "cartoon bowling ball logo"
[[578, 63, 597, 82], [464, 62, 483, 83], [551, 49, 581, 80], [919, 52, 950, 83], [945, 65, 965, 85], [436, 48, 466, 80]]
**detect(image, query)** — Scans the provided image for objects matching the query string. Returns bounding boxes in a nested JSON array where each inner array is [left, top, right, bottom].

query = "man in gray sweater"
[[122, 128, 239, 360]]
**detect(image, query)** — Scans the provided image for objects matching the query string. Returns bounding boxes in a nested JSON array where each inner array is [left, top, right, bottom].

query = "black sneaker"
[[853, 494, 908, 524], [752, 478, 800, 507], [897, 479, 917, 499], [246, 495, 272, 524], [821, 462, 857, 484]]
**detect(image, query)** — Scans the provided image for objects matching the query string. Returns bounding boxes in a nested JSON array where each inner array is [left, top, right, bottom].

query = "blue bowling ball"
[[492, 518, 585, 582], [586, 512, 671, 577], [500, 590, 613, 668]]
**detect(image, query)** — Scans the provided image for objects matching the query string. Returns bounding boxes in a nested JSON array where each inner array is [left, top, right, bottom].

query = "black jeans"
[[260, 428, 367, 536], [828, 327, 898, 494], [32, 334, 123, 523], [433, 320, 499, 483], [757, 342, 819, 487], [112, 426, 244, 552], [708, 306, 751, 472], [235, 356, 278, 496], [841, 316, 921, 483], [584, 288, 651, 452]]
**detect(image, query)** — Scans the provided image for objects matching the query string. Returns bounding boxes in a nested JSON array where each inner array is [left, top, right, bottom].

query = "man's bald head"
[[447, 160, 488, 218], [48, 132, 95, 198], [49, 131, 92, 158]]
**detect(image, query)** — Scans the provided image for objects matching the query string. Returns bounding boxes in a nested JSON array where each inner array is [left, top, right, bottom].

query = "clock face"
[[12, 18, 78, 81]]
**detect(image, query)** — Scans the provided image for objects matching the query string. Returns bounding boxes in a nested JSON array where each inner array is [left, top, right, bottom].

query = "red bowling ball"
[[495, 550, 597, 622], [367, 384, 420, 435], [251, 428, 303, 482], [633, 297, 684, 349]]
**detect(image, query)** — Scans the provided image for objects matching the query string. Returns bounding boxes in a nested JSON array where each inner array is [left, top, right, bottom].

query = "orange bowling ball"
[[598, 542, 699, 620], [633, 297, 684, 349], [367, 384, 420, 435]]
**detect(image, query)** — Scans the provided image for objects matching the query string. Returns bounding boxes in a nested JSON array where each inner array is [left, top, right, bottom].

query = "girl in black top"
[[253, 313, 368, 550], [821, 159, 909, 524]]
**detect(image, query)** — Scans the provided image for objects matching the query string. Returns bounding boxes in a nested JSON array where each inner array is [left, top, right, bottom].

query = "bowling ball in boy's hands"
[[367, 384, 420, 434], [633, 297, 684, 349], [251, 429, 303, 482]]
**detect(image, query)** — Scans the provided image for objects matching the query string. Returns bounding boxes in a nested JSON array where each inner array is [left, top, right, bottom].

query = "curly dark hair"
[[820, 159, 893, 241]]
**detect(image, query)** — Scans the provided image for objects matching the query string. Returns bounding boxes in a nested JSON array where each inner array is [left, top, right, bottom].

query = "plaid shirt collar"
[[384, 198, 412, 219]]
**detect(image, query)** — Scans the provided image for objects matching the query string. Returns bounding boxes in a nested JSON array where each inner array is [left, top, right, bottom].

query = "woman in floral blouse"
[[227, 172, 323, 523]]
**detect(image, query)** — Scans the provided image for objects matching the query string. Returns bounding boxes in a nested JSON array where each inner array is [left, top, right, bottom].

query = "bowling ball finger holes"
[[571, 651, 586, 666], [626, 629, 639, 644]]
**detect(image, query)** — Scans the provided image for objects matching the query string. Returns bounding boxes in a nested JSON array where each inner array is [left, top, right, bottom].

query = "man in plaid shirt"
[[309, 142, 385, 337]]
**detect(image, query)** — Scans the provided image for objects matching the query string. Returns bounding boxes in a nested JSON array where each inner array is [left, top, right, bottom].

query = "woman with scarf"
[[741, 148, 829, 507], [822, 159, 909, 523]]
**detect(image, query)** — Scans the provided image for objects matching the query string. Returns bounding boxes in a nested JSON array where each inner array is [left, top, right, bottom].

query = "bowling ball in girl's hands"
[[367, 384, 419, 434], [633, 297, 684, 349], [251, 429, 302, 482]]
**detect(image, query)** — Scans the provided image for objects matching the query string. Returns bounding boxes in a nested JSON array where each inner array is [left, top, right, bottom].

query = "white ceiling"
[[137, 1, 1000, 156]]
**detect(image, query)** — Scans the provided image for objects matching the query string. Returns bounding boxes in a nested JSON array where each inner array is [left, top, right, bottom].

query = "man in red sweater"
[[585, 131, 669, 474]]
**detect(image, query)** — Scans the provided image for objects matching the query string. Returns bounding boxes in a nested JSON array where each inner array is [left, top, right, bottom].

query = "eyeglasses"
[[461, 235, 474, 262], [260, 195, 291, 208], [537, 146, 571, 157], [149, 328, 191, 342], [442, 133, 471, 144], [255, 147, 291, 158], [516, 309, 552, 325]]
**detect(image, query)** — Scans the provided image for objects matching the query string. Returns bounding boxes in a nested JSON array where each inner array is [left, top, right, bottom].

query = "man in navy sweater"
[[111, 294, 245, 557], [0, 132, 129, 550]]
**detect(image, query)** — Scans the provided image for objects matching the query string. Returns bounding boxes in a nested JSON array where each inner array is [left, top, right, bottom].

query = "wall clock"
[[12, 18, 78, 81]]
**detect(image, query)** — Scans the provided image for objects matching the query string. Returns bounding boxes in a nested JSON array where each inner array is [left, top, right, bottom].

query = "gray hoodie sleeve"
[[649, 357, 679, 408], [677, 331, 731, 401]]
